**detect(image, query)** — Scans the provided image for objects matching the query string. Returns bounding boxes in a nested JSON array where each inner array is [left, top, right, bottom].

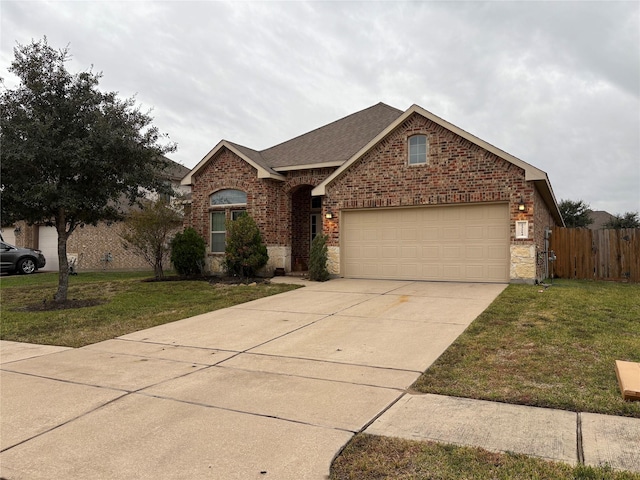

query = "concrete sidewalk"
[[365, 393, 640, 472]]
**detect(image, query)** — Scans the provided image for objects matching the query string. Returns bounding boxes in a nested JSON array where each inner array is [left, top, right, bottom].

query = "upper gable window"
[[408, 135, 428, 165], [210, 189, 247, 206]]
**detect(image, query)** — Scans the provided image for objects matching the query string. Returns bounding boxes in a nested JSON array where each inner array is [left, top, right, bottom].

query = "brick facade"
[[324, 113, 527, 241], [186, 109, 560, 283]]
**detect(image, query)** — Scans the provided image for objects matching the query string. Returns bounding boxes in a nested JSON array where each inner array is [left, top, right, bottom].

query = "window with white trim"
[[209, 189, 247, 253], [408, 135, 428, 165]]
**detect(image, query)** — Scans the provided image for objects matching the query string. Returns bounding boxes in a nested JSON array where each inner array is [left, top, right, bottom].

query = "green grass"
[[413, 280, 640, 418], [0, 271, 300, 347], [330, 434, 640, 480]]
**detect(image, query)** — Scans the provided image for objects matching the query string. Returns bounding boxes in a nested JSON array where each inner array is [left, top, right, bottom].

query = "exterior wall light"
[[325, 212, 333, 219], [518, 197, 526, 212]]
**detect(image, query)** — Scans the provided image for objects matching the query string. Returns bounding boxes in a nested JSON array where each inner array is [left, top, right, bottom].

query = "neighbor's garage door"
[[1, 226, 16, 245], [38, 225, 59, 271], [342, 204, 509, 283]]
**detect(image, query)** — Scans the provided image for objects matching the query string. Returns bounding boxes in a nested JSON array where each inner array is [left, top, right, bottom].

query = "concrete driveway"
[[0, 278, 505, 479]]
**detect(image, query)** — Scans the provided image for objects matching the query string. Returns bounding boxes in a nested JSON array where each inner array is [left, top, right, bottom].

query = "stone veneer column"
[[510, 245, 536, 283]]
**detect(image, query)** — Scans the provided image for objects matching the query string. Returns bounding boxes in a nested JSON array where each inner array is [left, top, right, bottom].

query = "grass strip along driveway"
[[0, 271, 299, 347], [332, 280, 640, 480], [412, 280, 640, 418]]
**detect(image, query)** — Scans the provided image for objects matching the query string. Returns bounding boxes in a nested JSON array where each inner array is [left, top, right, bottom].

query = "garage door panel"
[[400, 246, 417, 258], [360, 246, 378, 259], [442, 265, 462, 278], [422, 227, 440, 241], [465, 246, 484, 260], [466, 226, 484, 239], [342, 204, 509, 283], [381, 264, 399, 276], [465, 265, 486, 280], [443, 246, 462, 259], [421, 264, 442, 279], [488, 246, 508, 260], [381, 228, 397, 241], [443, 227, 461, 240], [400, 228, 418, 241], [400, 263, 419, 277], [422, 246, 440, 258], [488, 225, 509, 239], [381, 246, 397, 258]]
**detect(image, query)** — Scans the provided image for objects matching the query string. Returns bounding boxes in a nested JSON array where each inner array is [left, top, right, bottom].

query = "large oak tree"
[[0, 38, 176, 302]]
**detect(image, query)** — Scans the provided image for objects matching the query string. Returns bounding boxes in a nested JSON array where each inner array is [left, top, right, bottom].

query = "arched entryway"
[[290, 185, 322, 272]]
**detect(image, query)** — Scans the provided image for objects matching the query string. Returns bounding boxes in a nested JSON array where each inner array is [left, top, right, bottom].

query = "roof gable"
[[311, 104, 562, 225], [312, 105, 551, 195], [181, 141, 284, 185]]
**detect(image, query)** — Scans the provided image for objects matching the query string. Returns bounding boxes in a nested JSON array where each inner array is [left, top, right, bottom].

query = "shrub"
[[170, 227, 206, 276], [309, 233, 330, 281], [120, 200, 183, 280], [223, 214, 268, 279]]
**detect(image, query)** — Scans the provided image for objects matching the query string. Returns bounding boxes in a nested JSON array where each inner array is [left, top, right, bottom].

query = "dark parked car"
[[0, 241, 46, 274]]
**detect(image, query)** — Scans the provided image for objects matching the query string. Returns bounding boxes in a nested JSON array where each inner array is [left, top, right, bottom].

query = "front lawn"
[[332, 280, 640, 479], [412, 280, 640, 418], [0, 271, 300, 347]]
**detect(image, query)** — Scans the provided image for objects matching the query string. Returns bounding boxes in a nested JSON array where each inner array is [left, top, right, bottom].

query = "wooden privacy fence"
[[550, 228, 640, 282]]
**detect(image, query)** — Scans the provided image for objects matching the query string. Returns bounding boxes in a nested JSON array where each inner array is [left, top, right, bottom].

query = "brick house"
[[4, 159, 190, 272], [182, 103, 563, 283]]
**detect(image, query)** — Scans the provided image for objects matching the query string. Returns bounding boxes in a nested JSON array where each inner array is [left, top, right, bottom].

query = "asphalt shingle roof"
[[233, 102, 403, 170]]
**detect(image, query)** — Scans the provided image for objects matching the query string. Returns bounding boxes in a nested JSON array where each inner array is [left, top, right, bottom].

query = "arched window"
[[210, 189, 247, 206], [408, 135, 428, 165], [209, 189, 247, 253]]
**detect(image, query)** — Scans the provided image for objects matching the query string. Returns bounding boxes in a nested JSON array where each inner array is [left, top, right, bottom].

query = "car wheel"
[[17, 258, 36, 275]]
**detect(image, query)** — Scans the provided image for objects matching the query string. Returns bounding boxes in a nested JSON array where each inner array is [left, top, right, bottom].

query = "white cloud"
[[2, 0, 638, 214]]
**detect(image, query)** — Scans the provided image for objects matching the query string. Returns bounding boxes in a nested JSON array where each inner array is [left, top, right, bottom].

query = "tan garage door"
[[342, 204, 509, 282], [38, 225, 59, 271], [1, 226, 16, 245]]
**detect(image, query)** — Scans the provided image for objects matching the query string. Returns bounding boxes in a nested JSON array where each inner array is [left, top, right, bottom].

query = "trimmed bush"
[[309, 233, 330, 281], [223, 214, 268, 279], [170, 227, 206, 276]]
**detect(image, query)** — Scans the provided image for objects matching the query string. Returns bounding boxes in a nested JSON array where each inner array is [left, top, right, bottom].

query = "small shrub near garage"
[[309, 233, 330, 281]]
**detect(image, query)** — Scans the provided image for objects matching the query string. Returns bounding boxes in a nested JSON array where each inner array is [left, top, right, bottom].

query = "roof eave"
[[533, 177, 565, 226], [273, 161, 343, 172]]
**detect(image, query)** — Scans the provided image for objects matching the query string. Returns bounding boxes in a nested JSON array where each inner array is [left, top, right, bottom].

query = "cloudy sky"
[[2, 1, 639, 214]]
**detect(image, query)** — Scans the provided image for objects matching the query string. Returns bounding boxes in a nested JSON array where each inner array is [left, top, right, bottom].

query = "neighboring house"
[[587, 210, 615, 230], [6, 158, 190, 272], [182, 103, 564, 284]]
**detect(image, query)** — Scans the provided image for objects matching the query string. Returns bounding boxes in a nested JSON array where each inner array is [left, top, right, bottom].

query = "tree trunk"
[[154, 250, 164, 280], [54, 214, 70, 303]]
